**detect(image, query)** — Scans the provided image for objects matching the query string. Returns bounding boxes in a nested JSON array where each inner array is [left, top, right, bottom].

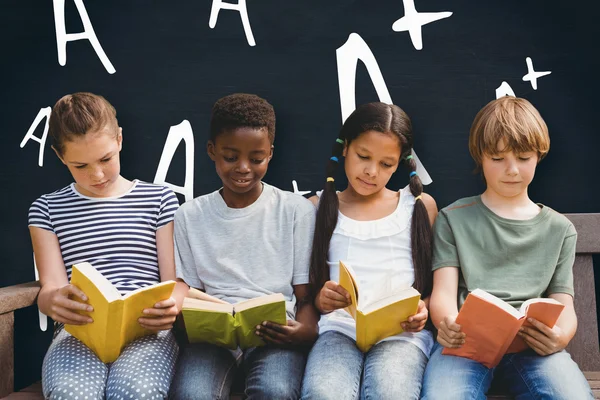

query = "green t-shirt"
[[432, 195, 576, 310]]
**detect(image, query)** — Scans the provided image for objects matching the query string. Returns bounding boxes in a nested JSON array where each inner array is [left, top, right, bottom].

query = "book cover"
[[338, 261, 421, 352], [66, 262, 176, 363], [442, 289, 565, 367], [181, 293, 287, 349]]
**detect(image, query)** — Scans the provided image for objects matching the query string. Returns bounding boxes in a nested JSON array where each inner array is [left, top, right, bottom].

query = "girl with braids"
[[300, 102, 438, 400]]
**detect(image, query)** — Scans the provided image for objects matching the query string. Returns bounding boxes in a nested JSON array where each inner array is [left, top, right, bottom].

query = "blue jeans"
[[169, 342, 306, 400], [301, 331, 428, 400], [421, 342, 593, 400]]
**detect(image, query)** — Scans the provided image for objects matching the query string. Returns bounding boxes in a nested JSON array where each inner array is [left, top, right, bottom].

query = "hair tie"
[[405, 155, 413, 161], [414, 195, 422, 201], [330, 156, 339, 163], [336, 138, 344, 144], [326, 177, 334, 182], [409, 171, 418, 178]]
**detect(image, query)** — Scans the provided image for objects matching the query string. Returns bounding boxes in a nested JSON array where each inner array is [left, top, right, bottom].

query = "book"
[[442, 288, 565, 368], [181, 293, 287, 349], [338, 261, 421, 352], [65, 262, 176, 363]]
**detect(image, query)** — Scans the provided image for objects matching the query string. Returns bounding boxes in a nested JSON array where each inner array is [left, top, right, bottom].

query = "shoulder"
[[418, 192, 438, 226], [266, 183, 316, 216], [539, 204, 577, 237], [440, 196, 480, 216], [175, 192, 213, 220], [134, 180, 175, 196], [30, 185, 74, 207]]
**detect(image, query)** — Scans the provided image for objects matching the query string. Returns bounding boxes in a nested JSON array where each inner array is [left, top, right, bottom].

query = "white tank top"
[[318, 187, 434, 357]]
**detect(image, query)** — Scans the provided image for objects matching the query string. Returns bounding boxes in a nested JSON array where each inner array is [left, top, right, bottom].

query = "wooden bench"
[[1, 213, 599, 399]]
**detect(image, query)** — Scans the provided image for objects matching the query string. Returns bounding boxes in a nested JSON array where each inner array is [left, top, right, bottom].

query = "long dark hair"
[[309, 102, 433, 299]]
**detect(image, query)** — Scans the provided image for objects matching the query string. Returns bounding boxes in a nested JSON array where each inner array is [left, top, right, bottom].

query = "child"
[[169, 93, 318, 400], [28, 92, 187, 399], [300, 102, 438, 400], [420, 96, 593, 399]]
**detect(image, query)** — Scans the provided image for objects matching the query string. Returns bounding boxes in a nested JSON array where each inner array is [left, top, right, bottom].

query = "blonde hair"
[[469, 96, 549, 171], [49, 92, 119, 156]]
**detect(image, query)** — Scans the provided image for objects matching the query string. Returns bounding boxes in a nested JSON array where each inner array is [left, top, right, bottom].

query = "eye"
[[251, 159, 265, 164], [357, 154, 368, 160], [74, 165, 86, 169], [101, 157, 112, 163], [223, 156, 236, 162], [491, 157, 503, 162], [381, 162, 393, 168], [518, 156, 531, 161]]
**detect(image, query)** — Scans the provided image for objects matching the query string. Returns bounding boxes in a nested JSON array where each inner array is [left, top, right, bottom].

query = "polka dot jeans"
[[42, 327, 179, 399]]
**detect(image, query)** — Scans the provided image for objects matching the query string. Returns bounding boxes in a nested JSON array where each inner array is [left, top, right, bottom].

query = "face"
[[54, 127, 123, 198], [481, 138, 538, 200], [207, 127, 273, 198], [343, 130, 402, 196]]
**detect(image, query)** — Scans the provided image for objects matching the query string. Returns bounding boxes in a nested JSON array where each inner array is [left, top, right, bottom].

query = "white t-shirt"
[[174, 182, 316, 319], [318, 187, 434, 357]]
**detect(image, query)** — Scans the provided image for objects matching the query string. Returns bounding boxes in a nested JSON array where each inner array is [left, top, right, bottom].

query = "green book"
[[181, 293, 287, 349]]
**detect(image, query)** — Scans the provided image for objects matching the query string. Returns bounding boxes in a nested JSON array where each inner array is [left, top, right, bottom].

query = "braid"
[[404, 154, 433, 298], [309, 138, 344, 298]]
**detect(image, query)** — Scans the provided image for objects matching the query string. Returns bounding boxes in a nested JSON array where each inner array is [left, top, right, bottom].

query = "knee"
[[300, 385, 344, 400], [45, 379, 104, 400], [248, 381, 299, 400], [107, 377, 169, 400]]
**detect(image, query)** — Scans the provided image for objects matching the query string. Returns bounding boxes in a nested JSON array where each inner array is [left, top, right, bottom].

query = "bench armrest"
[[0, 281, 40, 314]]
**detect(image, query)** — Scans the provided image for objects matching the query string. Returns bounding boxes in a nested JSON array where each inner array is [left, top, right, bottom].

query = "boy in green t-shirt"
[[421, 96, 592, 399]]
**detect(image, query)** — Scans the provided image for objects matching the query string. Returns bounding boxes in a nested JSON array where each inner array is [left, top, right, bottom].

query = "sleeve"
[[546, 222, 576, 296], [432, 210, 460, 271], [157, 187, 180, 229], [292, 205, 316, 285], [28, 195, 54, 233], [173, 207, 205, 290]]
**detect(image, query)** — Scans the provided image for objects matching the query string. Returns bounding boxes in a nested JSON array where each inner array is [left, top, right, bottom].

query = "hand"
[[255, 319, 318, 347], [518, 318, 568, 356], [315, 281, 351, 313], [139, 297, 179, 331], [402, 300, 428, 332], [437, 314, 465, 348], [47, 284, 93, 325]]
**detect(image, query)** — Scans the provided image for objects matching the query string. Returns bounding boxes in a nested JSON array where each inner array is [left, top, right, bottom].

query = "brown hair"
[[469, 96, 550, 172], [309, 102, 433, 299], [49, 92, 119, 156]]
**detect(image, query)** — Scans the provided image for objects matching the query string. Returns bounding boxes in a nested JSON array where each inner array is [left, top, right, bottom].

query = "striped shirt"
[[28, 180, 179, 294]]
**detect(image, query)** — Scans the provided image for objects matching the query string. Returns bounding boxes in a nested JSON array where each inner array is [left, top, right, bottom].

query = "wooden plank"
[[0, 313, 14, 398], [0, 282, 40, 315], [566, 213, 600, 254]]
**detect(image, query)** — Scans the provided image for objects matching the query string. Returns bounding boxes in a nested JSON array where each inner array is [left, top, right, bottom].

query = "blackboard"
[[2, 0, 598, 389]]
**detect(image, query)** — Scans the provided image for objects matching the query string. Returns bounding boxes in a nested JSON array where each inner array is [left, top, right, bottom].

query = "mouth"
[[231, 177, 253, 186], [92, 181, 108, 188], [502, 181, 521, 185], [357, 178, 376, 187]]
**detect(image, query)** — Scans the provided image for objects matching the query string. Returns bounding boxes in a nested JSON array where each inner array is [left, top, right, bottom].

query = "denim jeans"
[[421, 342, 593, 400], [301, 331, 428, 400], [169, 342, 306, 400]]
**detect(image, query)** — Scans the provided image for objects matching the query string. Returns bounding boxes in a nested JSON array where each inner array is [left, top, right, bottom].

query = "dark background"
[[2, 0, 598, 389]]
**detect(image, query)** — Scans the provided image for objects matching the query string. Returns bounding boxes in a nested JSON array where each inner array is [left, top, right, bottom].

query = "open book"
[[442, 288, 565, 368], [181, 293, 287, 349], [66, 262, 176, 363], [338, 261, 421, 352]]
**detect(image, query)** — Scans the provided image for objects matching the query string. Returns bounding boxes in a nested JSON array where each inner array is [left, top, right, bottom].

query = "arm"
[[139, 221, 186, 331], [518, 292, 577, 356], [30, 227, 92, 325], [256, 284, 319, 347], [430, 267, 465, 348]]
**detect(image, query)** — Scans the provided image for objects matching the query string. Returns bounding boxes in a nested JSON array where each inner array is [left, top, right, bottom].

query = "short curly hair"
[[209, 93, 276, 144]]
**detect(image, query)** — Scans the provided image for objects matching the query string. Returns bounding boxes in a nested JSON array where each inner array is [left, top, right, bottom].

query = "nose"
[[506, 159, 519, 176], [364, 162, 377, 177], [90, 165, 104, 180], [235, 159, 251, 174]]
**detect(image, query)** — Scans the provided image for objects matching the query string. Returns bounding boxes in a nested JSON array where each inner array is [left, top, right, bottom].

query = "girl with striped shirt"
[[28, 92, 186, 399]]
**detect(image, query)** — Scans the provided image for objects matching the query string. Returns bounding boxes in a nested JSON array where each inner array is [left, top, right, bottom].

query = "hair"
[[469, 96, 550, 173], [309, 102, 433, 299], [49, 92, 119, 156], [209, 93, 276, 144]]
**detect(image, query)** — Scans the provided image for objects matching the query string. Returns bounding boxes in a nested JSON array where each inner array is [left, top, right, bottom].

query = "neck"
[[340, 185, 389, 204], [480, 188, 539, 219], [220, 182, 264, 208]]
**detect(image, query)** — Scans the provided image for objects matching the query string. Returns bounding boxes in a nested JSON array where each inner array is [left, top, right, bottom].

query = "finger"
[[324, 289, 350, 303], [322, 298, 352, 311], [520, 332, 552, 356], [139, 322, 173, 331], [436, 334, 460, 349], [54, 307, 93, 324], [440, 322, 465, 340], [257, 326, 289, 341], [407, 311, 428, 323], [143, 306, 178, 317], [525, 318, 554, 336], [55, 296, 93, 312], [438, 326, 465, 346], [61, 284, 89, 302], [261, 321, 292, 334], [138, 316, 176, 328], [153, 297, 176, 309]]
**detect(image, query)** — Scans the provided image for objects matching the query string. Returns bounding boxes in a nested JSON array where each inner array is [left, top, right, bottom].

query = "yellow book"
[[65, 262, 176, 363], [338, 261, 421, 352], [181, 293, 287, 349]]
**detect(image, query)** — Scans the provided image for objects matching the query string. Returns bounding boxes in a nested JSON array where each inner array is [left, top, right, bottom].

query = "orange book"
[[442, 289, 564, 368]]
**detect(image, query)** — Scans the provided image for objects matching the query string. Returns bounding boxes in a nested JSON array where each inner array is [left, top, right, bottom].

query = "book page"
[[71, 262, 122, 303], [183, 297, 234, 313], [234, 293, 285, 313], [338, 261, 359, 319], [359, 272, 412, 313]]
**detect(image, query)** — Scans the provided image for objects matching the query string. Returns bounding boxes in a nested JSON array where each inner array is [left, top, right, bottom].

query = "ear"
[[117, 127, 123, 151], [207, 140, 216, 161], [51, 145, 67, 165], [342, 141, 348, 157], [267, 145, 274, 162]]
